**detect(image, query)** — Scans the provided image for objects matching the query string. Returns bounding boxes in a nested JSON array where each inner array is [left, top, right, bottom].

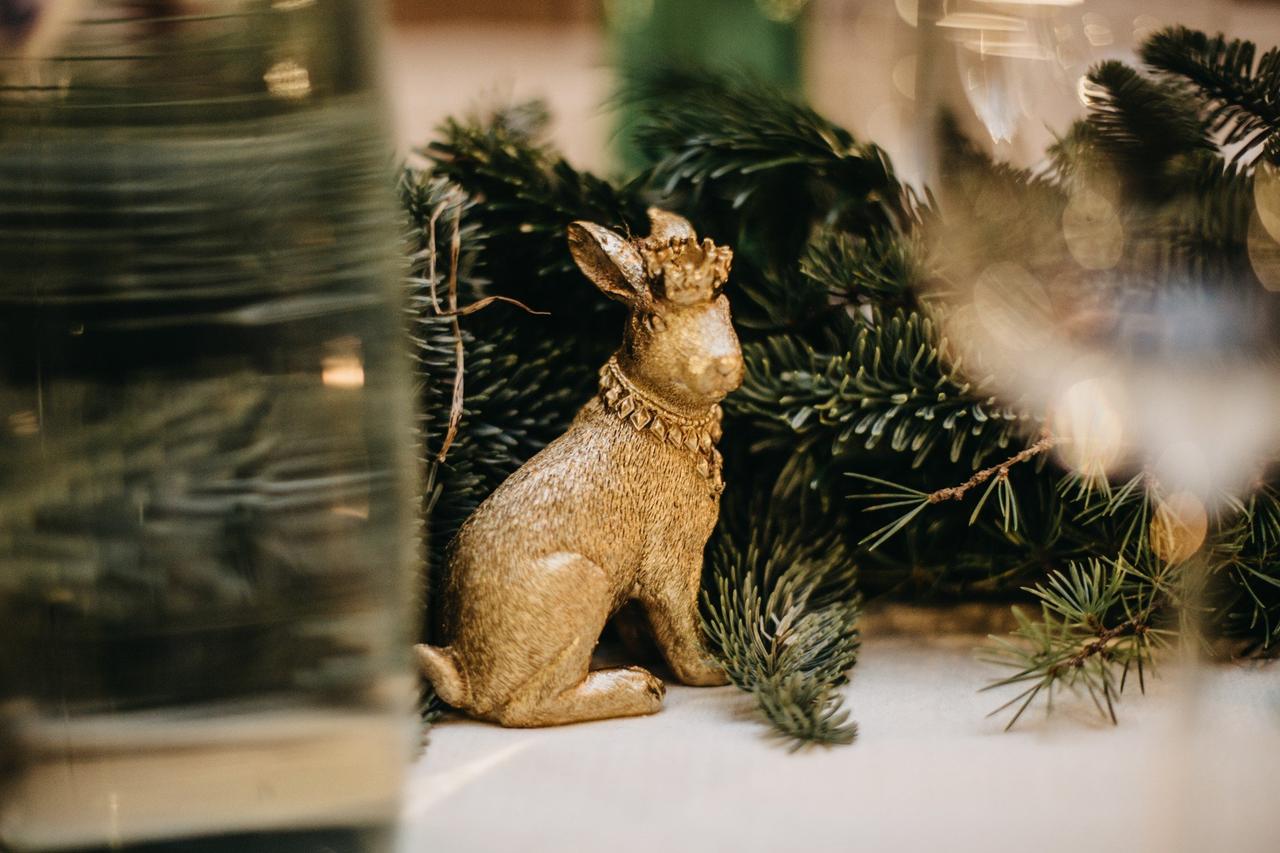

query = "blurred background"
[[386, 0, 1280, 182]]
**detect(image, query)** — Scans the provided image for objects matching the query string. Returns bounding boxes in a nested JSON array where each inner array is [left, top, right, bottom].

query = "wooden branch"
[[927, 433, 1057, 504], [438, 203, 465, 463], [424, 191, 549, 465], [438, 295, 550, 318], [1050, 620, 1144, 676]]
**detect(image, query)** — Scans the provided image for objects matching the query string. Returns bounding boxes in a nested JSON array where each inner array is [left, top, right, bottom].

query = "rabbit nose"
[[716, 356, 739, 376]]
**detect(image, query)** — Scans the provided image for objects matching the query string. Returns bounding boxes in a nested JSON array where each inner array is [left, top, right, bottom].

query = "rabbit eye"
[[647, 313, 667, 332]]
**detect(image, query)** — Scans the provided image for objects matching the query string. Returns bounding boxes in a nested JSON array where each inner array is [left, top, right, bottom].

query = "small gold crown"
[[639, 237, 733, 306]]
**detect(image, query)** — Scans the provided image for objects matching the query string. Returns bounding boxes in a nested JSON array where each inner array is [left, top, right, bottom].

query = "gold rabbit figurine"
[[416, 208, 743, 726]]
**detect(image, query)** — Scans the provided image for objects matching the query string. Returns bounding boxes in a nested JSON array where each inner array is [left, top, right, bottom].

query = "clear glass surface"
[[0, 3, 418, 851]]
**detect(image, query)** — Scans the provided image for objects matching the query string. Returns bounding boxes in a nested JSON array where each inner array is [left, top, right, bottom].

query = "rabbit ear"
[[646, 207, 696, 243], [568, 221, 651, 308]]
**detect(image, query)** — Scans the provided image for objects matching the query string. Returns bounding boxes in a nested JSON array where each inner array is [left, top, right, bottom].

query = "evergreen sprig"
[[627, 67, 910, 243], [702, 498, 861, 747], [732, 311, 1022, 473], [981, 559, 1171, 729], [1082, 59, 1213, 174], [1142, 26, 1280, 163]]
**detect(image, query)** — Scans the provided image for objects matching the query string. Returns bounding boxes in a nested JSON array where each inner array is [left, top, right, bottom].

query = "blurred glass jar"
[[911, 0, 1280, 498], [0, 2, 419, 851], [904, 5, 1280, 849]]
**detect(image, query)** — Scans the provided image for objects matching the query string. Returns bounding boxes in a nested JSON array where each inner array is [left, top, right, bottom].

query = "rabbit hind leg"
[[494, 666, 665, 722], [488, 553, 665, 726], [495, 666, 666, 727]]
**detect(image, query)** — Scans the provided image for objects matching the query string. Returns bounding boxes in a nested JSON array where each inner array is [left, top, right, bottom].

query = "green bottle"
[[609, 0, 805, 171]]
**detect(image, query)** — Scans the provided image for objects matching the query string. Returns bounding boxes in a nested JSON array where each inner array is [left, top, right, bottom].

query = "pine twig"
[[1048, 620, 1145, 678], [439, 295, 550, 319], [927, 434, 1057, 505], [851, 433, 1054, 549], [702, 498, 862, 748], [429, 207, 553, 464], [439, 200, 465, 463], [981, 559, 1167, 729]]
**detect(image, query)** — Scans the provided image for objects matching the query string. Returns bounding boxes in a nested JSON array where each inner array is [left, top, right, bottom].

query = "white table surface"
[[398, 635, 1280, 853]]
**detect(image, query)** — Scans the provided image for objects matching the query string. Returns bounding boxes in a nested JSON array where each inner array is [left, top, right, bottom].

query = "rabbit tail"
[[415, 643, 469, 708]]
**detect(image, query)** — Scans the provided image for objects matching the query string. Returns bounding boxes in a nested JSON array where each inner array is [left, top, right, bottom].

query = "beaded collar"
[[597, 356, 725, 495]]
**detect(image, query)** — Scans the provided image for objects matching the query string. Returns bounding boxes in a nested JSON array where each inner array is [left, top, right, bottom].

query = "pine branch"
[[928, 434, 1057, 504], [1141, 26, 1280, 163], [702, 494, 862, 747], [980, 559, 1169, 729], [800, 226, 926, 310], [1215, 484, 1280, 653], [423, 101, 648, 338], [730, 311, 1025, 471], [850, 435, 1054, 549], [625, 67, 913, 265], [1081, 60, 1213, 174]]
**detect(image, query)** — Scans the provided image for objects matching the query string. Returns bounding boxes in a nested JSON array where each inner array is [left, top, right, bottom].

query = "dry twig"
[[927, 433, 1057, 504]]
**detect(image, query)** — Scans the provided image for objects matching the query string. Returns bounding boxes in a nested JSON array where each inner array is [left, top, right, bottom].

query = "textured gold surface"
[[416, 209, 743, 726]]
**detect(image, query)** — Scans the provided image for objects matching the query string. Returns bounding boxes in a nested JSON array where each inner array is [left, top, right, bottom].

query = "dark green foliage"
[[1215, 486, 1280, 653], [1080, 60, 1213, 175], [702, 496, 861, 747], [1142, 27, 1280, 164], [627, 67, 910, 246], [800, 227, 924, 310], [735, 311, 1022, 469], [423, 102, 646, 346], [981, 559, 1172, 729]]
